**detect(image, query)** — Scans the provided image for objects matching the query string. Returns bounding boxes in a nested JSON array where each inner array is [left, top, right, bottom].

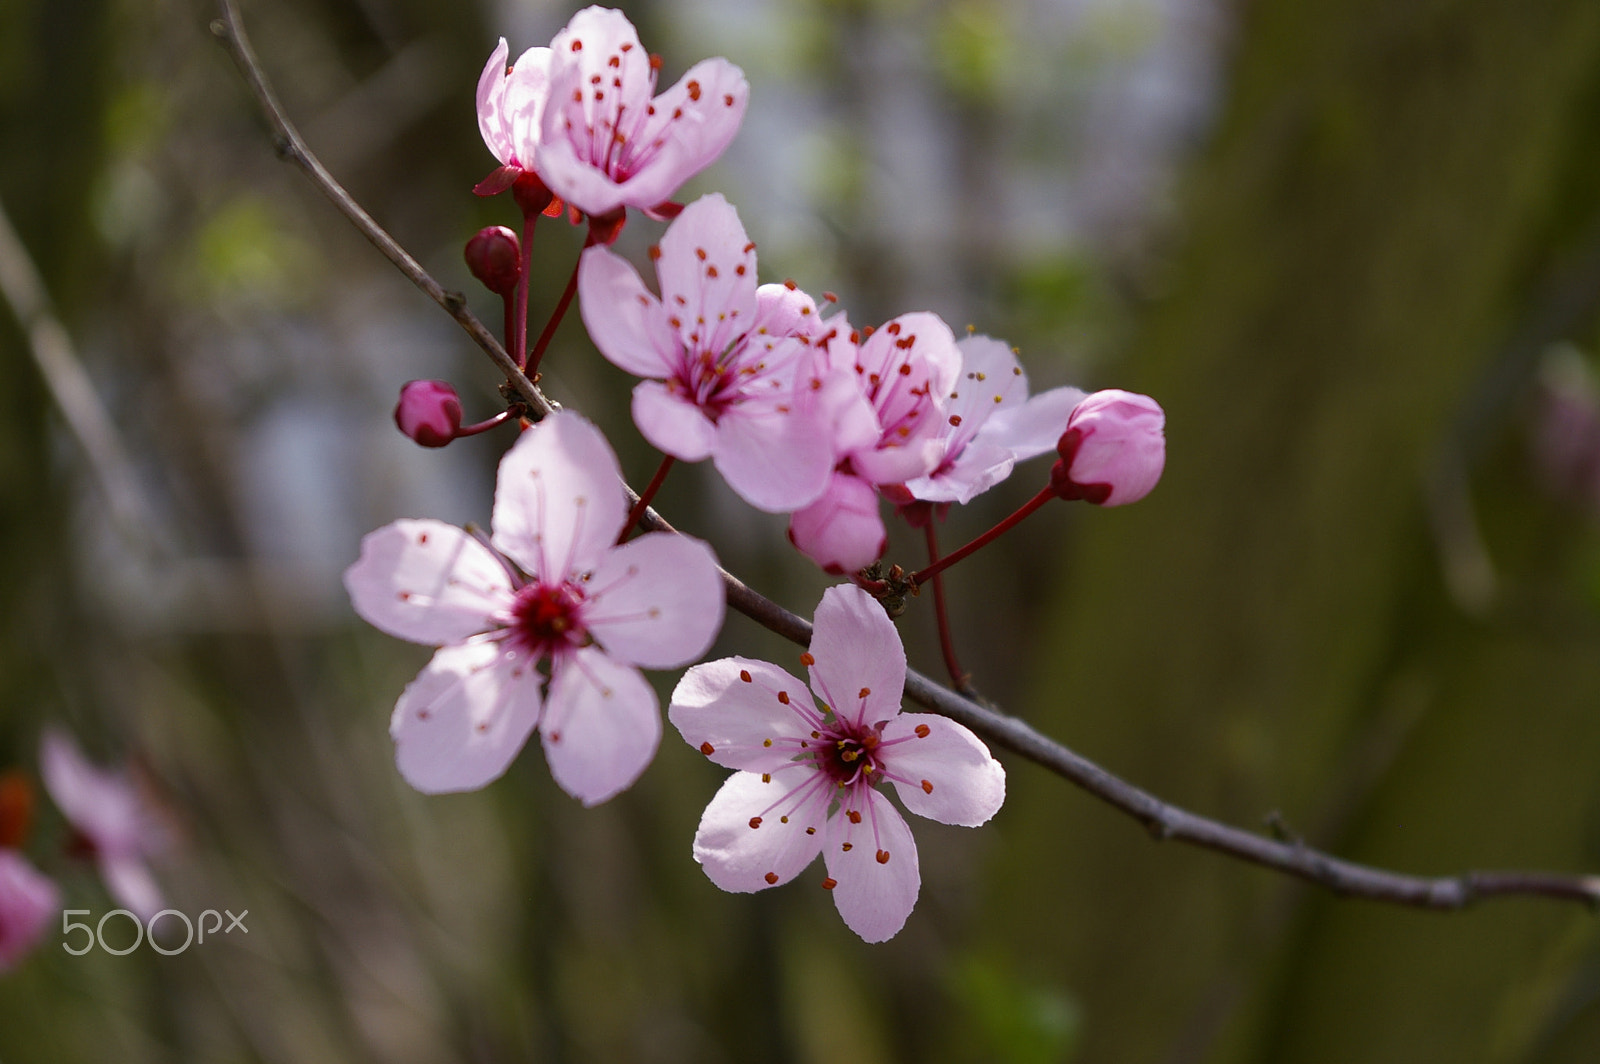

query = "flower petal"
[[822, 788, 920, 942], [476, 38, 514, 166], [0, 850, 59, 972], [805, 584, 906, 729], [787, 473, 886, 574], [692, 770, 829, 892], [390, 640, 542, 795], [904, 439, 1016, 504], [578, 245, 680, 378], [712, 402, 835, 512], [39, 728, 147, 856], [670, 657, 818, 773], [615, 57, 749, 212], [752, 281, 823, 340], [655, 194, 758, 358], [344, 519, 509, 645], [583, 531, 724, 668], [541, 647, 660, 806], [632, 380, 717, 461], [491, 411, 628, 580], [884, 714, 1005, 827], [980, 385, 1087, 461], [99, 856, 164, 923]]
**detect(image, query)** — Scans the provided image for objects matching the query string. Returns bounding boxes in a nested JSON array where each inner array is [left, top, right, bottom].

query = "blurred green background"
[[5, 0, 1600, 1060]]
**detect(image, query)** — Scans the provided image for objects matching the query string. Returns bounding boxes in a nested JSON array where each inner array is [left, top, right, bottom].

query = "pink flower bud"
[[1049, 389, 1165, 505], [394, 380, 463, 448], [464, 226, 521, 296]]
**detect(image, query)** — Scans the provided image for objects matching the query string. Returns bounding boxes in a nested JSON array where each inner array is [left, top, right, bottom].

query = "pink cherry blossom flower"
[[670, 584, 1005, 942], [537, 7, 748, 217], [40, 728, 168, 922], [578, 193, 835, 512], [0, 849, 58, 973], [786, 313, 962, 572], [344, 411, 725, 805], [1049, 389, 1166, 506], [475, 37, 554, 195], [903, 334, 1087, 505]]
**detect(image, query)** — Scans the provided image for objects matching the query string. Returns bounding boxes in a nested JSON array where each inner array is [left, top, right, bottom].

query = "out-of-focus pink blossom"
[[344, 411, 725, 805], [671, 584, 1005, 942], [40, 729, 168, 922], [475, 37, 554, 195], [786, 313, 961, 572], [903, 334, 1087, 506], [536, 7, 748, 217], [579, 193, 834, 512], [0, 849, 58, 973], [394, 380, 464, 448], [1049, 389, 1165, 506]]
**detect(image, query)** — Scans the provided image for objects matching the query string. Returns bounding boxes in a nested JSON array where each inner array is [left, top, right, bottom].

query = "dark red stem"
[[620, 454, 676, 543], [527, 248, 585, 379], [924, 522, 970, 691], [909, 485, 1055, 586], [455, 409, 516, 438], [512, 209, 537, 369]]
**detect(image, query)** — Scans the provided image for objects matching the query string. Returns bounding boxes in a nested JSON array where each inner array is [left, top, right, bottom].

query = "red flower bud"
[[1048, 389, 1165, 505], [394, 380, 463, 448], [464, 226, 521, 296]]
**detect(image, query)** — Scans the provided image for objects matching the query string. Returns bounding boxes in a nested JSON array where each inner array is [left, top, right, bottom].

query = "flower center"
[[508, 582, 589, 655], [814, 722, 883, 788]]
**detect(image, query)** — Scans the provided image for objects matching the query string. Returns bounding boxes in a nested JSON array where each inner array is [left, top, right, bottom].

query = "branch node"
[[271, 134, 294, 161], [442, 289, 466, 313], [208, 18, 229, 39]]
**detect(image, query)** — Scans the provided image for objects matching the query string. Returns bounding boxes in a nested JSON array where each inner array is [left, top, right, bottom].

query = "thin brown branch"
[[215, 0, 1600, 914]]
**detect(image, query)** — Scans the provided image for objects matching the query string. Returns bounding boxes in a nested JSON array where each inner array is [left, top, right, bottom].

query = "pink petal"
[[655, 194, 758, 357], [0, 850, 59, 972], [905, 439, 1016, 504], [476, 38, 514, 166], [502, 46, 553, 167], [578, 245, 680, 377], [343, 519, 510, 645], [618, 57, 749, 211], [804, 584, 906, 730], [692, 771, 828, 892], [390, 640, 542, 795], [712, 403, 835, 512], [99, 855, 164, 923], [583, 531, 725, 668], [669, 657, 818, 773], [856, 311, 960, 447], [39, 728, 147, 856], [981, 385, 1088, 461], [632, 380, 717, 461], [821, 788, 920, 942], [752, 281, 824, 340], [883, 713, 1006, 827], [541, 647, 660, 806], [849, 435, 946, 485], [787, 473, 886, 574], [491, 411, 629, 580]]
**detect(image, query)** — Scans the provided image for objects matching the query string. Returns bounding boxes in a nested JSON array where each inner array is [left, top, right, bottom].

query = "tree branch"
[[213, 0, 1600, 914]]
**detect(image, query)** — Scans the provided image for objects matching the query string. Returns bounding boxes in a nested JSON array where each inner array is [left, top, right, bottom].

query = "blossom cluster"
[[344, 5, 1166, 944]]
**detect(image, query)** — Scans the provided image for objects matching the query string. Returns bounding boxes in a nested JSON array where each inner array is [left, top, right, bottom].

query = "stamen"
[[700, 742, 715, 755]]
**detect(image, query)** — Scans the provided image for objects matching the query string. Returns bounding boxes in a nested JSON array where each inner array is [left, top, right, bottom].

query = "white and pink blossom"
[[537, 7, 748, 218], [904, 334, 1087, 506], [670, 584, 1005, 942], [475, 37, 555, 193], [578, 193, 835, 512], [0, 849, 58, 973], [787, 313, 962, 572], [40, 728, 168, 922], [344, 411, 725, 805], [1048, 389, 1166, 506]]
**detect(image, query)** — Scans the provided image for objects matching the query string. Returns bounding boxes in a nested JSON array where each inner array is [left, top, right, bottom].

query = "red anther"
[[777, 691, 790, 704], [823, 291, 838, 303], [749, 817, 763, 829], [920, 779, 933, 794], [876, 850, 890, 864], [394, 380, 463, 448], [914, 724, 931, 738], [699, 742, 715, 755], [821, 877, 837, 889], [857, 687, 871, 699], [739, 670, 752, 682], [847, 810, 862, 824], [464, 226, 521, 297], [649, 53, 663, 70], [764, 872, 779, 884], [885, 322, 902, 335], [799, 652, 815, 666], [687, 79, 702, 101], [648, 245, 662, 261]]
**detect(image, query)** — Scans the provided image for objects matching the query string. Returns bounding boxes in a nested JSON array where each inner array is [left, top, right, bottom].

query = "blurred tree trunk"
[[986, 1, 1600, 1061]]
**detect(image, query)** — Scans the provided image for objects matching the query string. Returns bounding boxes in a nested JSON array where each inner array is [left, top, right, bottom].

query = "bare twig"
[[213, 0, 1600, 913]]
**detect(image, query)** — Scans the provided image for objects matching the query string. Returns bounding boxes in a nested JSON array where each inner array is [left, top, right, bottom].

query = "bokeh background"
[[5, 0, 1600, 1060]]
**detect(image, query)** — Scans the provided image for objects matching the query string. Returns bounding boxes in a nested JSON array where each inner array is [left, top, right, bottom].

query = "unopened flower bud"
[[394, 380, 463, 448], [464, 226, 521, 296], [1049, 389, 1165, 505]]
